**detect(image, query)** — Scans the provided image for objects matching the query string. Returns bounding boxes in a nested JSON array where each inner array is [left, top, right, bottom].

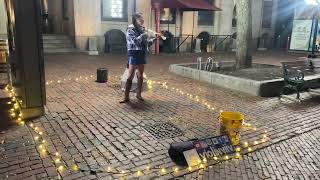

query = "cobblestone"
[[0, 52, 319, 179]]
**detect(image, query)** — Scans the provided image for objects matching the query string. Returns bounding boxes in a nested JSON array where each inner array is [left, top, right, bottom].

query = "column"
[[11, 0, 46, 118]]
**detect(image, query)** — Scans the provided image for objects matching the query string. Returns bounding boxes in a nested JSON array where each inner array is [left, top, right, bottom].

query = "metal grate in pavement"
[[143, 122, 184, 140]]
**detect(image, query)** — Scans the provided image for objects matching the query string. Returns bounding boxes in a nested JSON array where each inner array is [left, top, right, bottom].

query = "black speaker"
[[97, 68, 108, 83]]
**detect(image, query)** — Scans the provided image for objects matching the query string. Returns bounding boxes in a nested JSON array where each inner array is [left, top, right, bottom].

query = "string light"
[[136, 171, 142, 176], [2, 77, 273, 178], [243, 142, 249, 147], [160, 168, 166, 174], [173, 167, 179, 173]]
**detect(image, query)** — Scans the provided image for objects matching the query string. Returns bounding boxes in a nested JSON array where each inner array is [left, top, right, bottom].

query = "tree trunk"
[[236, 0, 252, 69]]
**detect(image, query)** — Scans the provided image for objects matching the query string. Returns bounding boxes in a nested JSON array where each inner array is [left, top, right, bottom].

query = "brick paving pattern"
[[0, 51, 319, 179]]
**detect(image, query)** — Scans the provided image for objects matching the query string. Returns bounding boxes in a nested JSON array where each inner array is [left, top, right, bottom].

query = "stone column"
[[0, 1, 7, 39], [73, 0, 101, 51], [11, 0, 46, 118]]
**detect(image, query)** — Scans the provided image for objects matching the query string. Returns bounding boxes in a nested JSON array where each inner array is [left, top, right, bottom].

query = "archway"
[[197, 31, 210, 52], [104, 29, 126, 53]]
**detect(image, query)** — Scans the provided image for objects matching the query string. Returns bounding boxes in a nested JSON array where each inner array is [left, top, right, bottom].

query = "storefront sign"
[[290, 19, 313, 51]]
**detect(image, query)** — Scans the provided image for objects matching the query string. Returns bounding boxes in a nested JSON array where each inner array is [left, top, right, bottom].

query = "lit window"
[[101, 0, 127, 21]]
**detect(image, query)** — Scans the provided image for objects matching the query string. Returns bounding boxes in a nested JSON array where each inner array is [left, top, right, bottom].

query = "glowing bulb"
[[90, 75, 93, 78], [19, 121, 25, 126], [235, 152, 241, 158], [161, 168, 166, 173], [261, 138, 267, 143], [18, 113, 22, 117], [225, 155, 229, 160], [197, 160, 202, 164], [199, 164, 205, 169], [42, 140, 46, 143], [188, 167, 192, 171], [236, 147, 241, 152], [11, 113, 16, 117], [55, 159, 60, 163], [64, 79, 66, 81], [34, 127, 38, 130], [42, 149, 46, 153], [34, 136, 39, 141], [173, 167, 179, 173], [264, 130, 268, 133], [136, 171, 142, 176], [253, 127, 257, 131], [244, 142, 249, 147], [248, 147, 253, 152], [39, 132, 43, 135], [55, 152, 59, 156], [213, 156, 218, 160], [146, 166, 150, 170], [72, 165, 79, 171], [75, 78, 79, 81], [203, 158, 207, 163], [7, 102, 12, 105], [220, 110, 223, 113], [58, 166, 64, 171], [39, 145, 43, 149], [107, 167, 111, 172], [121, 170, 125, 174], [17, 118, 22, 121], [254, 141, 259, 145], [57, 80, 61, 83], [263, 134, 267, 139]]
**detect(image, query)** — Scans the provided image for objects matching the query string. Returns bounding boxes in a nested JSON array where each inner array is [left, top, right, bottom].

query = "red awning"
[[151, 0, 221, 11]]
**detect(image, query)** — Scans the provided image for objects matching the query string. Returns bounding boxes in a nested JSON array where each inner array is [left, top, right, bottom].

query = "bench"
[[281, 60, 320, 99]]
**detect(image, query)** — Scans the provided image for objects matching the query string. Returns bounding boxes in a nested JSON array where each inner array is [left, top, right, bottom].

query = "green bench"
[[281, 60, 320, 99]]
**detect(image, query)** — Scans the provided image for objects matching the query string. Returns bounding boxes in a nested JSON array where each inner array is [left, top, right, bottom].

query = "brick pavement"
[[0, 51, 319, 180]]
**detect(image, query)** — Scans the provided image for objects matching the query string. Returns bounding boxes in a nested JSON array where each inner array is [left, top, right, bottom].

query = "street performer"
[[120, 13, 157, 103]]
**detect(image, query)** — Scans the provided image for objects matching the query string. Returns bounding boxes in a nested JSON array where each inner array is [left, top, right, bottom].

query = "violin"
[[142, 27, 167, 40]]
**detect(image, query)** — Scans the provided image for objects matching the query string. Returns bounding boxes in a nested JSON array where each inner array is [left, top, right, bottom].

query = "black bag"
[[168, 139, 197, 167]]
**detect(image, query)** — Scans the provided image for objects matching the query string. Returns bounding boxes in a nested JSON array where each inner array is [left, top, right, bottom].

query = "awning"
[[151, 0, 222, 11]]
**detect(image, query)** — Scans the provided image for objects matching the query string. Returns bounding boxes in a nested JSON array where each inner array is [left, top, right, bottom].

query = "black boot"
[[120, 79, 132, 103], [136, 77, 144, 101]]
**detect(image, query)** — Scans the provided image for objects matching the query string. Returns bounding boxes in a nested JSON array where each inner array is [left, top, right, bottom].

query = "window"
[[232, 5, 237, 27], [101, 0, 128, 21], [198, 0, 214, 26], [160, 8, 176, 24], [262, 1, 273, 28], [62, 0, 68, 20]]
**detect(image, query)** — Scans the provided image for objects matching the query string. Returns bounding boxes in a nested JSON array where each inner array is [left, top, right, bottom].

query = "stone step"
[[43, 43, 74, 49], [43, 39, 72, 44], [42, 34, 70, 40], [42, 34, 76, 53], [44, 48, 76, 53]]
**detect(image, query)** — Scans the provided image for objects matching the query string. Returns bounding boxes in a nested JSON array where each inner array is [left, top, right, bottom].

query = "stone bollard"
[[97, 68, 108, 83]]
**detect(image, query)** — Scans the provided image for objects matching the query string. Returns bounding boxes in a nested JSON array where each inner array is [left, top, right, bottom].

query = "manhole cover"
[[143, 122, 184, 140]]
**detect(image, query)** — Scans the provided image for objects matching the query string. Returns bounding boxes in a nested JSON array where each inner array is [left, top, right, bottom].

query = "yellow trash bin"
[[219, 112, 244, 145]]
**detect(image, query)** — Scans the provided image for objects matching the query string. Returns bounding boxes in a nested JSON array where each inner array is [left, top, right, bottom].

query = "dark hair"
[[132, 13, 143, 33]]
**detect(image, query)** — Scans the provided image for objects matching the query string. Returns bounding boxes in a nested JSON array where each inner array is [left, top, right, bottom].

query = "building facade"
[[0, 0, 281, 53]]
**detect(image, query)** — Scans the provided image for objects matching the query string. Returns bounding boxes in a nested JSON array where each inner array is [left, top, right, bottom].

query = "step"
[[42, 34, 70, 40], [44, 48, 76, 53], [43, 39, 73, 44], [43, 43, 74, 49]]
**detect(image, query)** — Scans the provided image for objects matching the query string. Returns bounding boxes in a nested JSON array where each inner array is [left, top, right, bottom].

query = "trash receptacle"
[[97, 68, 108, 83], [219, 111, 244, 145]]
